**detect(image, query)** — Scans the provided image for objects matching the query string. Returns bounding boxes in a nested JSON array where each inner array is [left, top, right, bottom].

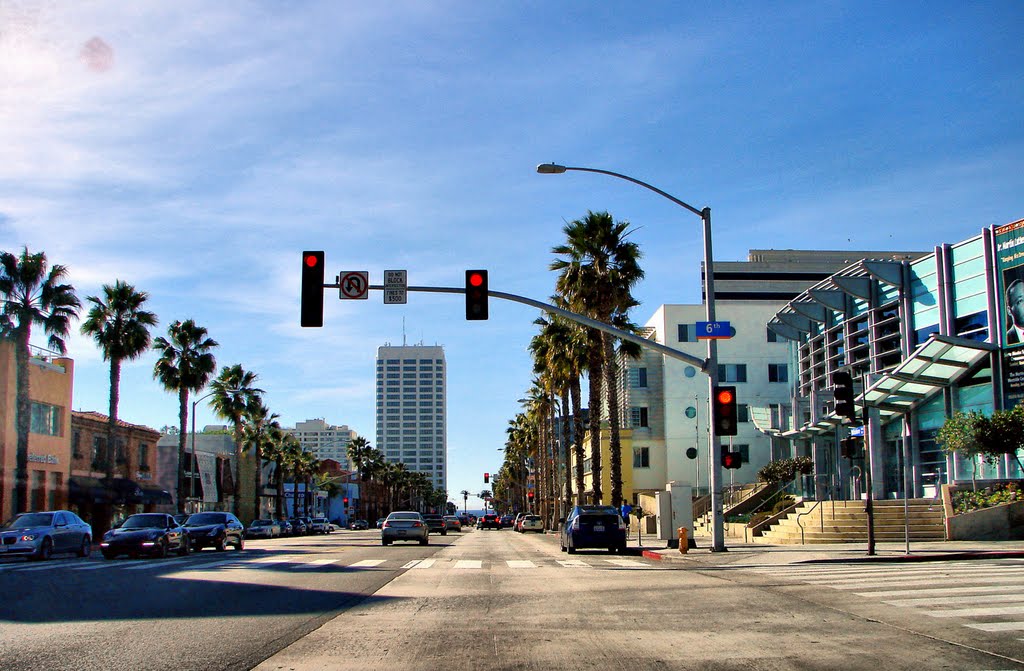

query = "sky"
[[2, 1, 1022, 510]]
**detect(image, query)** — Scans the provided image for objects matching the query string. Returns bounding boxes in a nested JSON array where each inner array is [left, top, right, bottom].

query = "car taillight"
[[382, 521, 390, 528], [412, 522, 422, 527], [570, 518, 579, 531]]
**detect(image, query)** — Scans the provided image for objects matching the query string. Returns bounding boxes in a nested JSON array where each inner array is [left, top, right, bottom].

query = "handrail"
[[745, 497, 803, 542], [692, 494, 712, 520], [795, 500, 822, 545]]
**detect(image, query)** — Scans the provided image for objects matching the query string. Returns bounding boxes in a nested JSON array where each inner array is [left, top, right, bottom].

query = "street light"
[[536, 162, 726, 552], [188, 388, 239, 512]]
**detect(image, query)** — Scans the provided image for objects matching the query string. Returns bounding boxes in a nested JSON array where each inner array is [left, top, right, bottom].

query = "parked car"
[[288, 518, 308, 535], [246, 519, 281, 538], [521, 514, 544, 533], [381, 511, 428, 546], [0, 510, 92, 561], [309, 517, 330, 534], [513, 513, 526, 532], [349, 519, 369, 530], [500, 515, 514, 528], [375, 518, 386, 529], [443, 515, 462, 532], [182, 511, 244, 551], [479, 513, 500, 530], [278, 519, 294, 536], [421, 513, 447, 536], [101, 513, 190, 559], [560, 505, 627, 554]]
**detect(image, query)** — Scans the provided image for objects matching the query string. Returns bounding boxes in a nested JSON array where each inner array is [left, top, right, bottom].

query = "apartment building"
[[285, 418, 357, 468]]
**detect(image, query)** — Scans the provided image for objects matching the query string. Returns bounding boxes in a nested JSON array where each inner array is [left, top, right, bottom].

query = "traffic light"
[[721, 451, 742, 469], [712, 386, 738, 436], [527, 490, 534, 501], [343, 496, 349, 506], [840, 437, 862, 459], [484, 472, 489, 483], [833, 371, 856, 420], [465, 270, 488, 320], [300, 251, 325, 327]]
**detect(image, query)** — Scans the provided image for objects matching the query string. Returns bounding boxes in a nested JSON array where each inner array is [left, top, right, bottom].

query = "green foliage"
[[937, 407, 1024, 471], [757, 457, 813, 483], [952, 482, 1022, 515]]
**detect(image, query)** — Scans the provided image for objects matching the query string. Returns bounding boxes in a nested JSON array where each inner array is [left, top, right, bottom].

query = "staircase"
[[693, 483, 777, 537], [756, 499, 946, 544]]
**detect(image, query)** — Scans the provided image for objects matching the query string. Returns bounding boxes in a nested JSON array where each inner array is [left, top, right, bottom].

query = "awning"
[[862, 334, 995, 418], [139, 483, 173, 505], [69, 476, 114, 504], [104, 478, 144, 505]]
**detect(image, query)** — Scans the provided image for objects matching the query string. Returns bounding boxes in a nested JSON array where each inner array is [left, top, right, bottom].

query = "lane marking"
[[506, 560, 536, 569], [969, 621, 1024, 632], [454, 560, 482, 569], [882, 592, 1024, 608], [411, 559, 435, 569], [350, 559, 386, 568], [604, 558, 646, 568], [557, 560, 590, 568], [294, 559, 339, 569]]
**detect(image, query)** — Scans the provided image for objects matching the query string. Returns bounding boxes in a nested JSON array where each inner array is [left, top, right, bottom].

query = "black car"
[[182, 511, 244, 551], [479, 513, 501, 530], [421, 513, 447, 535], [101, 513, 190, 559], [288, 518, 308, 535], [560, 505, 627, 554]]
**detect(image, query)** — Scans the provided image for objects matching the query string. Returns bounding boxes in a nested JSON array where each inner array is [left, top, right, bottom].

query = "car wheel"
[[154, 539, 168, 559], [236, 537, 245, 551], [34, 537, 53, 561], [382, 539, 390, 546], [215, 537, 227, 552], [178, 538, 190, 557], [420, 536, 428, 546], [441, 530, 447, 536], [78, 536, 91, 558]]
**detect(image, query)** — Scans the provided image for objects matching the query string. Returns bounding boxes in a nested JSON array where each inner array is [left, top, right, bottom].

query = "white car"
[[309, 517, 330, 534], [520, 515, 543, 532]]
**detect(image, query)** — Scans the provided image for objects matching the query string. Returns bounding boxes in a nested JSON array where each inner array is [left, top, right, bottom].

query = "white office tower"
[[375, 345, 447, 491], [285, 419, 357, 468]]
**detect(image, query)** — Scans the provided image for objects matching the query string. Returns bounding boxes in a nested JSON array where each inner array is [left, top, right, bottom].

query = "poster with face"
[[995, 219, 1024, 409]]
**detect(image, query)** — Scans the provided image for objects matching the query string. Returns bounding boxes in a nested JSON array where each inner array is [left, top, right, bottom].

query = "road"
[[4, 528, 1024, 670]]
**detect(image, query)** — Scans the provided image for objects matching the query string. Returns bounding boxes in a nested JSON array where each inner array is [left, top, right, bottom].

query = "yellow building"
[[568, 425, 635, 506]]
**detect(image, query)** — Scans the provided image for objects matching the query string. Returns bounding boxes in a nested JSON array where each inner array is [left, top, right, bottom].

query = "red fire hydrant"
[[678, 526, 688, 554]]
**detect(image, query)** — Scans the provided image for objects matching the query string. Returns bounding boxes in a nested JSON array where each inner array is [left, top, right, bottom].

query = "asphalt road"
[[5, 528, 1024, 670]]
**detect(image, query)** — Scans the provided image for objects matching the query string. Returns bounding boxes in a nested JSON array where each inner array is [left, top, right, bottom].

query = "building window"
[[677, 324, 697, 343], [72, 430, 82, 459], [768, 364, 788, 383], [633, 447, 650, 469], [30, 402, 61, 436], [630, 407, 649, 428], [767, 328, 779, 343], [734, 444, 750, 463], [628, 367, 648, 388], [138, 443, 150, 469], [718, 364, 747, 383], [737, 404, 750, 423], [92, 436, 105, 469]]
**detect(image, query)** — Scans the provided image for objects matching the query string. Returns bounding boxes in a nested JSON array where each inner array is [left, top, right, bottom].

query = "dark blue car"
[[560, 505, 627, 554]]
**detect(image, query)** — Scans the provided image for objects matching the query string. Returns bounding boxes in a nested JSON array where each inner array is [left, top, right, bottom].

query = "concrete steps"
[[757, 499, 946, 544]]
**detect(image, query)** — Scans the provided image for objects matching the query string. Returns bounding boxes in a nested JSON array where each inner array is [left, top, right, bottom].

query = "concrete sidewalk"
[[622, 530, 1024, 566]]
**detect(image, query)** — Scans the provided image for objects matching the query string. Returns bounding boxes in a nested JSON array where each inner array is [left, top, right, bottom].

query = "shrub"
[[757, 457, 813, 484], [952, 482, 1022, 515]]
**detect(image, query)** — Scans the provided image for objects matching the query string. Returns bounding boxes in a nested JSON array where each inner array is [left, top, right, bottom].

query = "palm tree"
[[80, 280, 158, 480], [0, 248, 81, 514], [209, 364, 264, 519], [460, 489, 470, 516], [152, 319, 219, 513], [240, 400, 279, 520], [263, 426, 299, 519], [607, 312, 645, 507], [551, 210, 644, 505], [347, 435, 373, 480]]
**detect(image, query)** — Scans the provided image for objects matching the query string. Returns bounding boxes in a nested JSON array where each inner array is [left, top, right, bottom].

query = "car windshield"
[[252, 520, 271, 526], [4, 513, 54, 529], [388, 513, 420, 521], [120, 515, 166, 529], [185, 513, 226, 526], [579, 506, 620, 516]]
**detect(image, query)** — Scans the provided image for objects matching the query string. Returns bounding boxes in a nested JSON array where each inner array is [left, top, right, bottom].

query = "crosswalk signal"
[[712, 386, 738, 436], [300, 251, 325, 327], [721, 451, 742, 470], [840, 438, 862, 459], [833, 371, 856, 420], [465, 270, 488, 320]]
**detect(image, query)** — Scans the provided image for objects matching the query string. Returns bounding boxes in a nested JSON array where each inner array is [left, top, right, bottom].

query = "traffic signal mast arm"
[[348, 283, 710, 371]]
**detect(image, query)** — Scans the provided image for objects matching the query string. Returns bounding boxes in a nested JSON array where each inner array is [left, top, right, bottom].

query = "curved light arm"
[[536, 163, 704, 218]]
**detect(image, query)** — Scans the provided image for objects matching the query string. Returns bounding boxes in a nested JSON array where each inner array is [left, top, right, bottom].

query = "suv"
[[421, 513, 447, 536], [479, 513, 500, 530], [309, 517, 330, 534]]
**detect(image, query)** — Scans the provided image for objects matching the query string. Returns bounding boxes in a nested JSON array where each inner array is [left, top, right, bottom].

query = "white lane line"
[[859, 584, 1024, 598], [69, 561, 116, 571], [250, 555, 302, 565], [181, 559, 247, 571], [454, 560, 482, 569], [506, 560, 536, 569], [835, 575, 1024, 590], [557, 560, 590, 568], [883, 592, 1024, 607], [401, 560, 421, 569], [798, 568, 1024, 584], [350, 559, 387, 568], [604, 559, 646, 568], [122, 559, 186, 571], [968, 621, 1024, 632], [294, 559, 339, 569], [411, 559, 435, 569], [930, 605, 1024, 618]]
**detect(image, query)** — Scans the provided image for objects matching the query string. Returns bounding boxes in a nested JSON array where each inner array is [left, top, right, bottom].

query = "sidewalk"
[[622, 530, 1024, 566]]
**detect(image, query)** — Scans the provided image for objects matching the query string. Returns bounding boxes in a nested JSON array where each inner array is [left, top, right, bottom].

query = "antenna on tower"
[[402, 317, 407, 346]]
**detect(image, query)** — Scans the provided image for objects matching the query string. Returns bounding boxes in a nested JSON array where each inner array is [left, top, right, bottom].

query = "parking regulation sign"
[[383, 269, 407, 304]]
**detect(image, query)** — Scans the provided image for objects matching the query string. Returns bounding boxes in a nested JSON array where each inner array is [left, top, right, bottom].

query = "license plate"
[[593, 525, 605, 532], [398, 530, 406, 536]]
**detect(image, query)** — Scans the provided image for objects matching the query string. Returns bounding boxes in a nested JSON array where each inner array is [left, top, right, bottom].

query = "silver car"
[[381, 511, 428, 546], [0, 510, 93, 561], [246, 519, 281, 538]]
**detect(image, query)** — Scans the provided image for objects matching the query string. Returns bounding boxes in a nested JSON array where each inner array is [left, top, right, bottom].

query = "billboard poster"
[[995, 218, 1024, 408]]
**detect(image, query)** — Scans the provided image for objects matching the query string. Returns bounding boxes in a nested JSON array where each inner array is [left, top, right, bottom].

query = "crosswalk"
[[0, 553, 653, 576], [741, 559, 1024, 637]]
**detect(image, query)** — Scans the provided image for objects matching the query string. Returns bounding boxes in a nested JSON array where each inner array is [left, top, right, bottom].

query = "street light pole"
[[188, 388, 238, 513], [536, 162, 726, 552]]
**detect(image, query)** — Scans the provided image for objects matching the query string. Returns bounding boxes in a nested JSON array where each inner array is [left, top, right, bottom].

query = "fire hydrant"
[[678, 526, 688, 554]]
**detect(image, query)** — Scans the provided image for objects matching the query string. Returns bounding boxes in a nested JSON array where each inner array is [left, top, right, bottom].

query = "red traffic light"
[[300, 251, 325, 328], [304, 253, 320, 268], [712, 385, 738, 436], [465, 270, 489, 320], [468, 272, 484, 287], [484, 472, 489, 483], [716, 388, 734, 405], [721, 451, 742, 469], [527, 491, 534, 500], [343, 497, 349, 505]]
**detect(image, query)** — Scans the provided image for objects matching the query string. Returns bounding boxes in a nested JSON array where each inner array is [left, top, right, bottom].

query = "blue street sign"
[[849, 426, 865, 437], [696, 321, 732, 339]]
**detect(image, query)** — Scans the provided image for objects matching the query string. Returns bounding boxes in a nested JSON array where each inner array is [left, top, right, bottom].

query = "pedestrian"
[[620, 502, 633, 530]]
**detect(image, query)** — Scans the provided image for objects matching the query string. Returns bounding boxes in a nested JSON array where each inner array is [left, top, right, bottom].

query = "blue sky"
[[2, 1, 1022, 509]]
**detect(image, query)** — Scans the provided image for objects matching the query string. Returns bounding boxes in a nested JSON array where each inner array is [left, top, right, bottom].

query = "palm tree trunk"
[[604, 332, 624, 509], [177, 388, 189, 513], [233, 426, 243, 518], [275, 459, 285, 519], [14, 327, 32, 514], [106, 358, 122, 480], [292, 470, 300, 518], [571, 377, 584, 507], [561, 391, 572, 519], [253, 444, 263, 521], [587, 329, 603, 504]]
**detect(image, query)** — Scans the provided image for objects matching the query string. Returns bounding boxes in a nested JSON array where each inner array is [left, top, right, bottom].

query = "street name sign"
[[384, 269, 407, 304], [339, 271, 369, 300], [696, 321, 732, 339]]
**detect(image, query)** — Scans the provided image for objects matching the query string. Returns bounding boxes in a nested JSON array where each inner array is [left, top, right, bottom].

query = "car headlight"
[[19, 534, 37, 542], [208, 528, 222, 537]]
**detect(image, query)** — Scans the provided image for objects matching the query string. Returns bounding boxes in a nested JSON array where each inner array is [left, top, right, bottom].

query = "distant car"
[[309, 517, 330, 534], [288, 518, 308, 535], [246, 519, 281, 538], [521, 514, 543, 533], [349, 519, 369, 530], [443, 515, 462, 532], [500, 515, 514, 528], [479, 513, 500, 530], [101, 513, 190, 559], [182, 511, 244, 551], [421, 514, 447, 536], [278, 519, 294, 536], [376, 518, 386, 529], [513, 513, 526, 532], [560, 505, 627, 554], [0, 510, 92, 561], [381, 511, 428, 546]]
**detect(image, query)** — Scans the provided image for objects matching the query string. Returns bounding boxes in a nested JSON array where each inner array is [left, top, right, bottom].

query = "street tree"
[[209, 364, 263, 519]]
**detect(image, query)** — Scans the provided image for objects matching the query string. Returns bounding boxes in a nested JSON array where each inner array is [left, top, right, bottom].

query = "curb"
[[799, 550, 1024, 564]]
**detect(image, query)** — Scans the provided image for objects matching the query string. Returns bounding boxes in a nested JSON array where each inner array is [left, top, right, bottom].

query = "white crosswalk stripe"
[[743, 560, 1024, 635], [349, 559, 386, 568], [557, 559, 591, 568], [454, 559, 482, 569], [506, 560, 536, 569]]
